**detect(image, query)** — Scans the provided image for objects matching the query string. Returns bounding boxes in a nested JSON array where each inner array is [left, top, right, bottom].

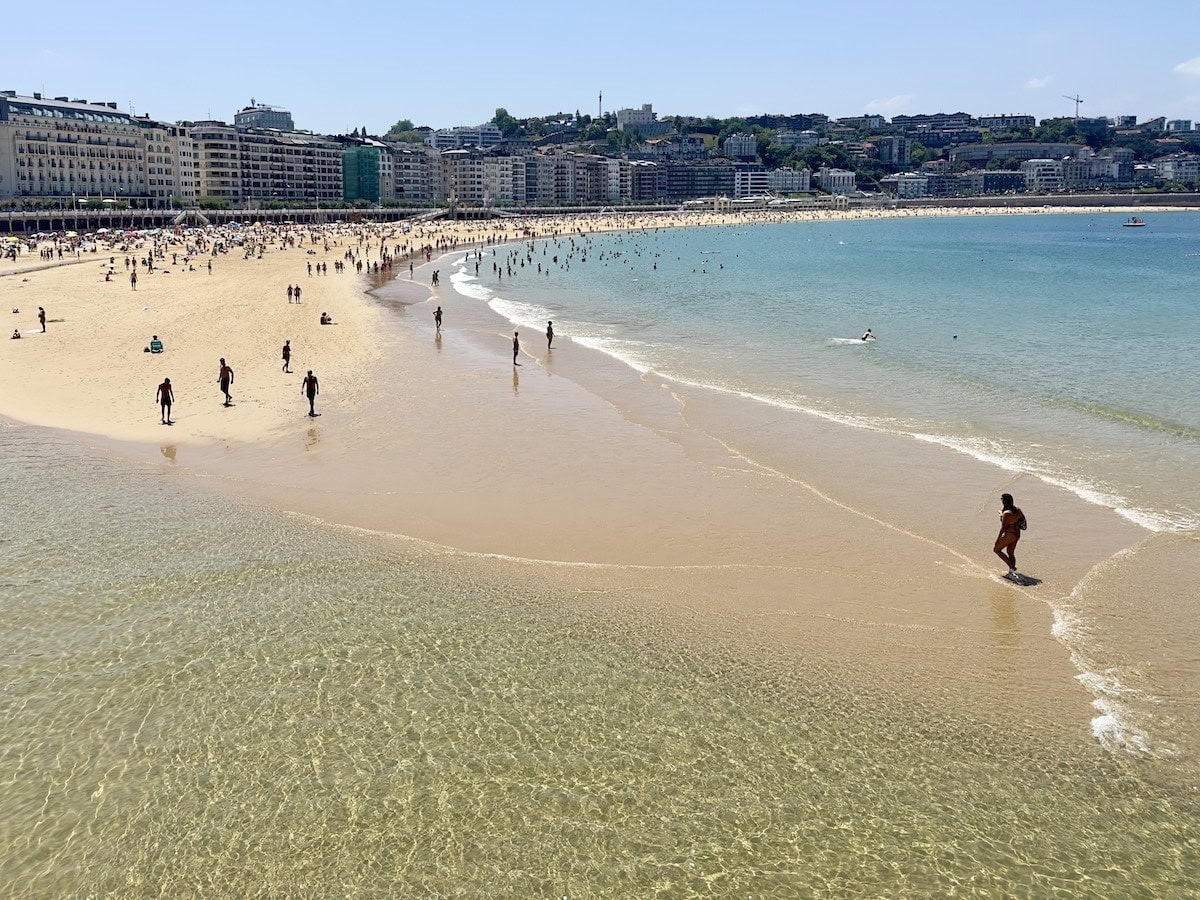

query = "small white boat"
[[1122, 216, 1146, 227]]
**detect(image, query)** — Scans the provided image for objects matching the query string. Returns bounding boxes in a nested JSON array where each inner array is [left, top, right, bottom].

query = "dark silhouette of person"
[[302, 370, 319, 417], [512, 331, 520, 365], [38, 307, 46, 333], [156, 377, 174, 424], [434, 306, 442, 332], [282, 340, 292, 373], [218, 358, 234, 406], [546, 320, 554, 349]]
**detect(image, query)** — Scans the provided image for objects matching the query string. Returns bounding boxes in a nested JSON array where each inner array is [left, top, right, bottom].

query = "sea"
[[2, 212, 1200, 896], [454, 212, 1200, 535]]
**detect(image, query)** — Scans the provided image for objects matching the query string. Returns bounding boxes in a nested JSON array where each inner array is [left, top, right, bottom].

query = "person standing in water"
[[301, 370, 319, 417], [546, 320, 554, 350], [434, 306, 442, 332], [512, 331, 520, 365], [994, 493, 1026, 581], [217, 358, 235, 406], [156, 377, 174, 425]]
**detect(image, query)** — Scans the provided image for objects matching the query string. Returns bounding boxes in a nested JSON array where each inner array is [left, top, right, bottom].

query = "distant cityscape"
[[2, 90, 1199, 210]]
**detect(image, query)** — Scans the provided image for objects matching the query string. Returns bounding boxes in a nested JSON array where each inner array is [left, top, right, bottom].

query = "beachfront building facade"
[[138, 118, 197, 206], [0, 92, 152, 205], [387, 144, 441, 202], [191, 121, 344, 204], [1021, 159, 1064, 193], [342, 144, 382, 202], [1153, 153, 1200, 185], [815, 166, 856, 195], [768, 167, 811, 193], [733, 165, 769, 199]]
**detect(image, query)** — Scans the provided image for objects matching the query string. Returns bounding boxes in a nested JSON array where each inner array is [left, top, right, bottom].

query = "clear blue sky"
[[7, 0, 1200, 133]]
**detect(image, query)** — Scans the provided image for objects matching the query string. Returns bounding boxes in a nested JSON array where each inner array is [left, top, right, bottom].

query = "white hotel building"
[[0, 91, 196, 206]]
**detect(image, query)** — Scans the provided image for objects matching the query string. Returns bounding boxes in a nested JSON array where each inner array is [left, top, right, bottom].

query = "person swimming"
[[862, 328, 874, 341]]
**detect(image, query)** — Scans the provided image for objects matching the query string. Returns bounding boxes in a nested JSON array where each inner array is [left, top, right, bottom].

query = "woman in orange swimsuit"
[[994, 492, 1025, 579]]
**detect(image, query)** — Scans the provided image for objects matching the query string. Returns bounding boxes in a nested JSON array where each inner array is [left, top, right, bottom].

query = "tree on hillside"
[[492, 107, 521, 138], [388, 118, 414, 134]]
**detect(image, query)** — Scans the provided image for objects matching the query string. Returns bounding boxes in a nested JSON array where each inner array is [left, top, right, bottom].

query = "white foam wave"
[[569, 335, 653, 374], [1053, 547, 1173, 759], [910, 432, 1192, 534], [448, 267, 1192, 535], [448, 269, 493, 302]]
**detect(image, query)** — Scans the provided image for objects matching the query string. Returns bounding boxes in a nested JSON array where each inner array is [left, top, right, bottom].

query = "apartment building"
[[722, 133, 757, 160], [191, 121, 343, 203], [1020, 159, 1063, 193], [139, 117, 196, 204], [767, 167, 811, 193], [874, 136, 912, 166], [815, 166, 856, 195], [891, 112, 974, 131], [425, 124, 503, 151], [0, 91, 149, 203], [1154, 153, 1200, 185], [389, 144, 441, 202], [977, 114, 1036, 131], [776, 129, 819, 149], [733, 165, 769, 199], [234, 100, 295, 132], [949, 142, 1080, 166]]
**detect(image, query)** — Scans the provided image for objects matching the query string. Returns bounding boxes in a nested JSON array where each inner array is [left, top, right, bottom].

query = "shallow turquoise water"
[[2, 427, 1200, 896], [456, 213, 1200, 532]]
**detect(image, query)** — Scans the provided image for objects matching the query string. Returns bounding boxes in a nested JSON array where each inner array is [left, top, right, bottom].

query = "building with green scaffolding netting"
[[342, 145, 380, 202]]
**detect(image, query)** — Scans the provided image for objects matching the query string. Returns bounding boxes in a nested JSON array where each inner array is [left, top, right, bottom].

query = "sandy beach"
[[0, 201, 1182, 444]]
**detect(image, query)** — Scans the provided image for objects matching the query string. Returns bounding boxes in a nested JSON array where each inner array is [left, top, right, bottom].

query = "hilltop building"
[[722, 133, 757, 160], [234, 99, 295, 131]]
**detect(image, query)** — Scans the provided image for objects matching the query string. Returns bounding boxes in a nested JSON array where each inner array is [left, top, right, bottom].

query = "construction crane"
[[1064, 94, 1083, 119]]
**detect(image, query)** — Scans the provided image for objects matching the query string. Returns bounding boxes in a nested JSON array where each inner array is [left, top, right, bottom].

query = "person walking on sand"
[[512, 331, 520, 365], [38, 307, 46, 333], [282, 340, 292, 373], [301, 370, 320, 417], [287, 284, 294, 303], [994, 493, 1027, 582], [130, 271, 138, 291], [294, 285, 302, 304], [218, 358, 235, 406], [156, 377, 174, 425], [434, 306, 442, 332], [546, 320, 554, 350]]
